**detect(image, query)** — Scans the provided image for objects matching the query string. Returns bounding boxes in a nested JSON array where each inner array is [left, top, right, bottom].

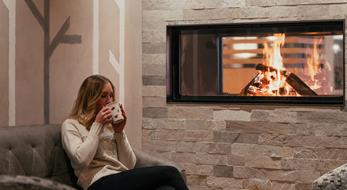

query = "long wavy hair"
[[69, 75, 115, 129]]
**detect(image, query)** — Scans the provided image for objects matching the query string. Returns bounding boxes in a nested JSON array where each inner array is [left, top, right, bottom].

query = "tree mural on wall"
[[24, 0, 81, 124]]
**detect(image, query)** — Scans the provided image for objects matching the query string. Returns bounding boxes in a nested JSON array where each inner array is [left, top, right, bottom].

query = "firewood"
[[240, 74, 257, 95], [255, 64, 286, 75], [241, 65, 317, 96], [285, 72, 317, 96]]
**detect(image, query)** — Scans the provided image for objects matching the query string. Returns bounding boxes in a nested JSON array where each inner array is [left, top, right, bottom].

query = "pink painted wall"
[[0, 1, 9, 126], [99, 0, 120, 102], [15, 0, 44, 125], [50, 0, 93, 124]]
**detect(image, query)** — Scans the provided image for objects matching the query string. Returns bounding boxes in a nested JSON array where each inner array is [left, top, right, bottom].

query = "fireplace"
[[167, 20, 345, 105]]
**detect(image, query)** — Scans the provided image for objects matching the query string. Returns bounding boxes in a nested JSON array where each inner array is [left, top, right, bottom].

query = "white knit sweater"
[[61, 119, 136, 190]]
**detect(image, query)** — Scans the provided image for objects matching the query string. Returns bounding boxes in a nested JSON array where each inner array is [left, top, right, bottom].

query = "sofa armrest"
[[0, 175, 77, 190], [133, 149, 186, 183], [312, 163, 347, 190]]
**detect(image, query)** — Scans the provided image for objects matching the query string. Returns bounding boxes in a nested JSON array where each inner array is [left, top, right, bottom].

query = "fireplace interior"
[[167, 20, 345, 105]]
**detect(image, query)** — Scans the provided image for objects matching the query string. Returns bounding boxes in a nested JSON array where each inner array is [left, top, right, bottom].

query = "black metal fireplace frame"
[[166, 20, 345, 106]]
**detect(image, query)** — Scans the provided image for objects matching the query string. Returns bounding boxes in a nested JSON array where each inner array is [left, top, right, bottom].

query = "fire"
[[305, 38, 322, 90], [249, 33, 295, 96], [243, 33, 326, 96], [263, 34, 288, 95], [266, 33, 285, 70]]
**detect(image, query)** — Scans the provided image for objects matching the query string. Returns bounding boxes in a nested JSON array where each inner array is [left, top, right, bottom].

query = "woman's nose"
[[106, 96, 113, 103]]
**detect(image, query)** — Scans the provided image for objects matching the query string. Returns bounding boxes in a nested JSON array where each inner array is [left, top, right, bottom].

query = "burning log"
[[241, 64, 317, 96], [256, 64, 317, 95], [240, 76, 256, 96], [285, 72, 317, 96], [255, 64, 286, 75]]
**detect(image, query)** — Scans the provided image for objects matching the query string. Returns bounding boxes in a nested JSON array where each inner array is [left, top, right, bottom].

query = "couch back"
[[0, 125, 78, 188]]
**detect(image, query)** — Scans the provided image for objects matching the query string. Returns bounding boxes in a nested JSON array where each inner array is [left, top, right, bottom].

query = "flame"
[[260, 33, 291, 96], [306, 38, 321, 81], [305, 38, 324, 91], [271, 33, 285, 70]]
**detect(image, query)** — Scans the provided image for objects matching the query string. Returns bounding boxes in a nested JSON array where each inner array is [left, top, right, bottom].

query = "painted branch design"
[[24, 0, 82, 124]]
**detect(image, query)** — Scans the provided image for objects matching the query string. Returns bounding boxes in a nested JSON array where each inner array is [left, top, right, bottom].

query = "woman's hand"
[[95, 107, 112, 125], [112, 104, 127, 133]]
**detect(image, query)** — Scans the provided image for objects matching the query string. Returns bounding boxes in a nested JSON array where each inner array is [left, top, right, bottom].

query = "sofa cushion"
[[0, 125, 78, 187], [0, 175, 77, 190], [312, 163, 347, 190]]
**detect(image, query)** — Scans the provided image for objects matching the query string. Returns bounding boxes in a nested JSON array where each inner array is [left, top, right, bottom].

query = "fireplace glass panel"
[[168, 21, 345, 104]]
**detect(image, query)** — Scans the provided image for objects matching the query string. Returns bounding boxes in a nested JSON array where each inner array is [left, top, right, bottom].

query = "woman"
[[62, 75, 188, 190]]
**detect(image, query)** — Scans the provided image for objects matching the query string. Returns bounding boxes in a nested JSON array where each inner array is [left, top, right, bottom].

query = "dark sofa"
[[0, 125, 185, 190]]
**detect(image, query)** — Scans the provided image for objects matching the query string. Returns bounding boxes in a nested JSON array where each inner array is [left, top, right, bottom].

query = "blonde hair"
[[70, 75, 115, 129]]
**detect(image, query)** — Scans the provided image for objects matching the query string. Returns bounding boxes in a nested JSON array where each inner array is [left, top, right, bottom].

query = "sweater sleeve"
[[61, 120, 103, 170], [114, 131, 136, 169]]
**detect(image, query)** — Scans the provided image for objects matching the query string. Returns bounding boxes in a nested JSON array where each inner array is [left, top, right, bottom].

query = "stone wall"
[[142, 1, 347, 190]]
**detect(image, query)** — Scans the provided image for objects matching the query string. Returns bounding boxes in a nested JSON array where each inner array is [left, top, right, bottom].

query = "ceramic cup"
[[106, 102, 124, 124]]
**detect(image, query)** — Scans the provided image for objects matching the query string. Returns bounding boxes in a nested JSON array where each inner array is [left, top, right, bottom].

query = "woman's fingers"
[[101, 106, 110, 113], [103, 112, 110, 118], [96, 107, 113, 124], [120, 104, 127, 120], [104, 110, 112, 120]]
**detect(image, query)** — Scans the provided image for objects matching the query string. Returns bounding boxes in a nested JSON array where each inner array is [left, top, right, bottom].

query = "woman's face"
[[97, 82, 114, 110]]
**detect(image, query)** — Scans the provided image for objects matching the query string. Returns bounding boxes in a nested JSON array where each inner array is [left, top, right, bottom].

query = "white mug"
[[106, 102, 124, 124]]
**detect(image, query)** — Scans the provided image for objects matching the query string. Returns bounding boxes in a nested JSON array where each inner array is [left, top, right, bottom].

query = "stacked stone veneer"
[[142, 1, 347, 190]]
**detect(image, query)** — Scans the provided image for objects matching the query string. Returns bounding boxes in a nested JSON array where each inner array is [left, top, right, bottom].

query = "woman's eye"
[[100, 92, 113, 99]]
